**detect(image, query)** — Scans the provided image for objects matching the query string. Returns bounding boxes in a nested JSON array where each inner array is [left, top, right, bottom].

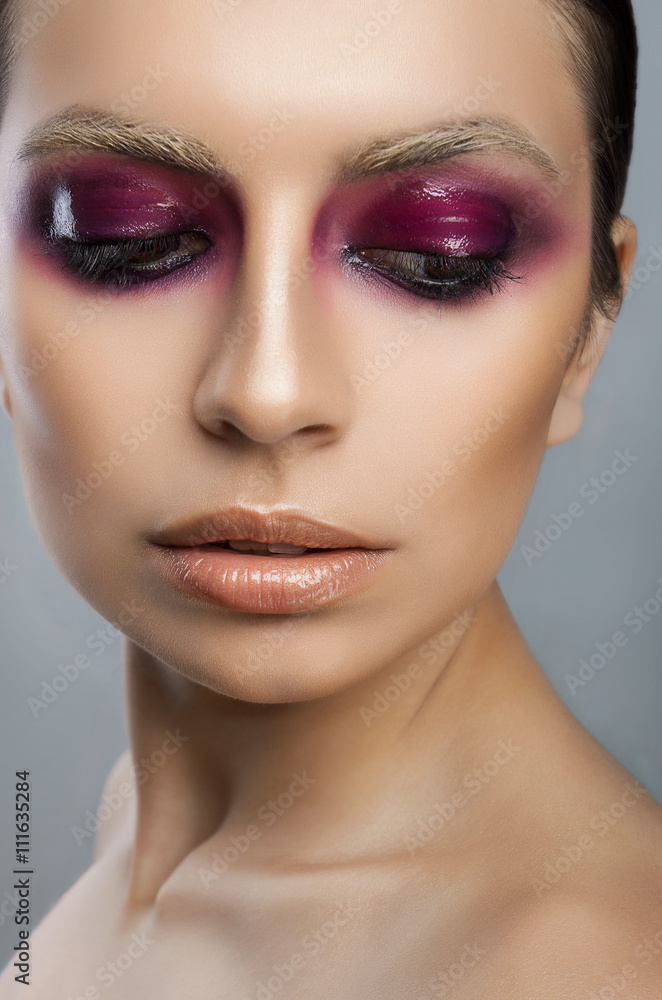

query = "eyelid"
[[36, 228, 214, 288], [342, 245, 521, 306], [317, 163, 568, 309], [19, 157, 241, 247]]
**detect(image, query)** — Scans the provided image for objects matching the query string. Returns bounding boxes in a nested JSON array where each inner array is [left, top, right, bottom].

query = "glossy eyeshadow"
[[346, 182, 516, 257], [312, 162, 567, 274], [15, 153, 242, 288], [43, 172, 189, 239]]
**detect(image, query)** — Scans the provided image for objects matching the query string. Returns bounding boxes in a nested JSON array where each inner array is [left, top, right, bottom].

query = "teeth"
[[227, 539, 269, 552], [266, 543, 308, 554], [226, 540, 308, 555]]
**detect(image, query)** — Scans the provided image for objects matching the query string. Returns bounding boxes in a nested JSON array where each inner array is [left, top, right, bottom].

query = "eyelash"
[[39, 230, 213, 287], [342, 246, 520, 306], [38, 228, 520, 305]]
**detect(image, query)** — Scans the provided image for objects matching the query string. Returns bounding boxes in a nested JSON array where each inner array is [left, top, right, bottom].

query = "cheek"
[[360, 245, 590, 588], [2, 197, 589, 619], [1, 257, 200, 584]]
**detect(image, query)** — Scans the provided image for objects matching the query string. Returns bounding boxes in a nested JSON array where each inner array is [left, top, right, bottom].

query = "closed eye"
[[38, 230, 213, 287], [342, 246, 521, 305]]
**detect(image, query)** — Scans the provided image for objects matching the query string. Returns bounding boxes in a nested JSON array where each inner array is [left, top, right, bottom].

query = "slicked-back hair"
[[545, 0, 638, 353]]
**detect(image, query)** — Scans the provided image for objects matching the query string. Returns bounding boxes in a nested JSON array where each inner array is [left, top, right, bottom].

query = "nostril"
[[209, 418, 252, 444], [207, 417, 333, 447], [299, 423, 330, 435]]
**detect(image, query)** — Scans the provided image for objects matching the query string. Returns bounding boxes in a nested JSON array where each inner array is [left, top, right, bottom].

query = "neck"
[[122, 580, 560, 905]]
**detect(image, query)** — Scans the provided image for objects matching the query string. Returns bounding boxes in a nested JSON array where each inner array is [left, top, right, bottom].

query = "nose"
[[193, 187, 352, 451]]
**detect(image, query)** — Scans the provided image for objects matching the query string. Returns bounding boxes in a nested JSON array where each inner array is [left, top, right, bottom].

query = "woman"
[[0, 0, 660, 996]]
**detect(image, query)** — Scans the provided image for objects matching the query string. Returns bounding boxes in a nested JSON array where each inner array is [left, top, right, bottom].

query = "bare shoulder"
[[469, 741, 662, 998], [486, 812, 662, 999], [485, 893, 662, 999]]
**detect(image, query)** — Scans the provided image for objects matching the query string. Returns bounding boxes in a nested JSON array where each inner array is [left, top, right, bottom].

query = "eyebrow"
[[16, 105, 234, 184], [16, 104, 561, 185], [335, 117, 561, 184]]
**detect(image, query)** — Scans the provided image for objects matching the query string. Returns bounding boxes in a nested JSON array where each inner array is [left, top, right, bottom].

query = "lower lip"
[[151, 545, 394, 613]]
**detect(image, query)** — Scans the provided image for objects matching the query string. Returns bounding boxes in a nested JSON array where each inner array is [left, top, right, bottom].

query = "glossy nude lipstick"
[[148, 507, 395, 613]]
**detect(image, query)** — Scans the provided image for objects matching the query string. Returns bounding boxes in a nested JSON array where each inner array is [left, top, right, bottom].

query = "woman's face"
[[0, 0, 596, 701]]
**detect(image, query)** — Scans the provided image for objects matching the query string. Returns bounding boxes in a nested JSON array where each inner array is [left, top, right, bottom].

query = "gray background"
[[1, 0, 661, 967]]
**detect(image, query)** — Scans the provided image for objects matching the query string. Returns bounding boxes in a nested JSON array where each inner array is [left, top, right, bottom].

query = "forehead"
[[5, 0, 586, 182]]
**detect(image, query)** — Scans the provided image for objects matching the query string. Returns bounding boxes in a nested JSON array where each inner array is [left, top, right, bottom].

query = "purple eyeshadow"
[[350, 183, 516, 257], [19, 153, 239, 242], [14, 152, 243, 292], [46, 174, 186, 238], [13, 150, 572, 299], [311, 163, 568, 272]]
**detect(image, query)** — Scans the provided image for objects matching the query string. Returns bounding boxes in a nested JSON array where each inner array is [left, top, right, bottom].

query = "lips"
[[149, 505, 383, 551], [148, 506, 395, 613]]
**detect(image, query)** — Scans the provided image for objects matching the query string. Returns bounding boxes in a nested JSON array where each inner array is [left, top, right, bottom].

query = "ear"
[[1, 386, 11, 417], [0, 374, 11, 419], [0, 356, 11, 419], [546, 216, 637, 448]]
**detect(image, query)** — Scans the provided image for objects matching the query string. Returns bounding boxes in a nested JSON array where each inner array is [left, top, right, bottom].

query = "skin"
[[0, 0, 660, 996]]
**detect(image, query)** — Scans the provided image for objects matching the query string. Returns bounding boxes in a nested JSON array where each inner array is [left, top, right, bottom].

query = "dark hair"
[[545, 0, 638, 360], [0, 0, 638, 343]]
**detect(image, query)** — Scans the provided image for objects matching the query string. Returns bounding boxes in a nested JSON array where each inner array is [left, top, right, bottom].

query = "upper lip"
[[149, 506, 389, 550]]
